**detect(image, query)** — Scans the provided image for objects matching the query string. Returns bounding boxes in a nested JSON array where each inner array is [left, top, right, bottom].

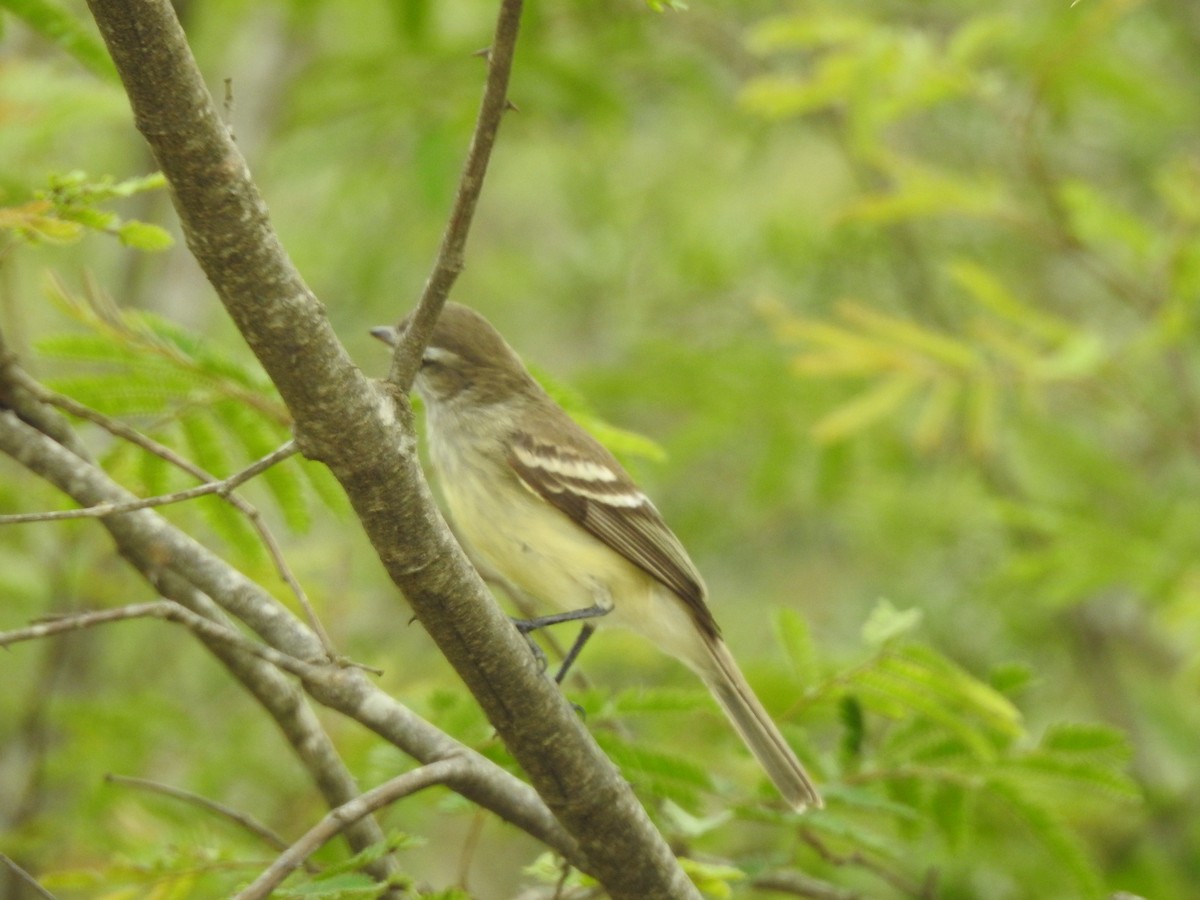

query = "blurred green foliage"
[[2, 0, 1197, 897]]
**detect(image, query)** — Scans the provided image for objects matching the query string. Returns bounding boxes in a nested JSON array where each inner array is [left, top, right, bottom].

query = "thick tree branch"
[[82, 0, 697, 895]]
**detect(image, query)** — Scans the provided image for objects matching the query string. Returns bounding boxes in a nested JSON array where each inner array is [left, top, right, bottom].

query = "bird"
[[372, 302, 821, 810]]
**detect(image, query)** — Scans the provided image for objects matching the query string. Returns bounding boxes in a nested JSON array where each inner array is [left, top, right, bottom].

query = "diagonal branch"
[[104, 773, 302, 861], [236, 760, 467, 900], [387, 0, 524, 390], [0, 854, 57, 900], [81, 0, 698, 895]]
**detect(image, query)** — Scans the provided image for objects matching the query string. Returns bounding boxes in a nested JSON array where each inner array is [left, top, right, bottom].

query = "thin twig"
[[0, 600, 332, 685], [751, 870, 862, 900], [387, 0, 524, 390], [9, 370, 338, 658], [0, 441, 296, 523], [0, 602, 177, 647], [456, 807, 487, 891], [800, 830, 935, 899], [235, 759, 465, 900], [0, 853, 58, 900], [103, 773, 318, 871]]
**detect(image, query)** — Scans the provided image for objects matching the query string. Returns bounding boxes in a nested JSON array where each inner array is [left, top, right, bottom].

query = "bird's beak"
[[370, 325, 398, 347]]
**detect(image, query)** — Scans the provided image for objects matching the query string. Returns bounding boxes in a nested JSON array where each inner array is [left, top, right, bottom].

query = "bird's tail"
[[697, 637, 822, 811]]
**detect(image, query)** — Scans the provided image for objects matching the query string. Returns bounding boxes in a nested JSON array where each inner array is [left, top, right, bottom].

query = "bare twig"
[[0, 441, 296, 524], [752, 871, 862, 900], [0, 599, 338, 683], [0, 853, 58, 900], [456, 807, 488, 891], [235, 759, 465, 900], [0, 602, 176, 646], [104, 773, 312, 868], [800, 830, 935, 899], [387, 0, 524, 390]]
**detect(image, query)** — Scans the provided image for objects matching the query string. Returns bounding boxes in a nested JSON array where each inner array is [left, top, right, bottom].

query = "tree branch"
[[81, 0, 697, 894], [236, 759, 466, 900], [0, 602, 175, 646], [387, 0, 523, 390], [752, 871, 863, 900], [104, 773, 301, 860], [0, 440, 295, 523], [0, 854, 57, 900]]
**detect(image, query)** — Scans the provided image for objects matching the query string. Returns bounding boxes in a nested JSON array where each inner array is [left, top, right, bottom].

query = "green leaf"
[[661, 799, 734, 838], [108, 171, 168, 198], [747, 12, 873, 54], [838, 694, 865, 764], [822, 784, 923, 822], [60, 206, 117, 231], [986, 778, 1106, 897], [947, 259, 1074, 344], [608, 686, 709, 715], [273, 873, 386, 897], [861, 598, 923, 647], [930, 780, 970, 848], [0, 0, 116, 78], [216, 400, 309, 532], [117, 220, 174, 251], [841, 160, 1008, 223], [801, 810, 905, 862], [988, 661, 1036, 696], [776, 607, 819, 684], [314, 830, 421, 877], [523, 852, 595, 889], [678, 857, 745, 898], [851, 644, 1023, 758], [1004, 753, 1140, 802], [1040, 722, 1131, 760], [811, 373, 922, 443], [900, 645, 1023, 739], [46, 373, 199, 417], [595, 731, 714, 791], [1058, 179, 1159, 272]]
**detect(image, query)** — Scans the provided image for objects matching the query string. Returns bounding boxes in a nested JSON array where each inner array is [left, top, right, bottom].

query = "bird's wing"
[[507, 428, 719, 640]]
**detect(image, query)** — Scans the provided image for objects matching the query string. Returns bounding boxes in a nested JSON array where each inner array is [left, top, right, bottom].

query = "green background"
[[1, 0, 1197, 897]]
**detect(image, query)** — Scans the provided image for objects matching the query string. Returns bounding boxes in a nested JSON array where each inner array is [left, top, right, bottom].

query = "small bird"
[[373, 303, 821, 810]]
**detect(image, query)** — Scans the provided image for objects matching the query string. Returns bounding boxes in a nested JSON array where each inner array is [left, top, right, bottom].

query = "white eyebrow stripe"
[[423, 346, 458, 365]]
